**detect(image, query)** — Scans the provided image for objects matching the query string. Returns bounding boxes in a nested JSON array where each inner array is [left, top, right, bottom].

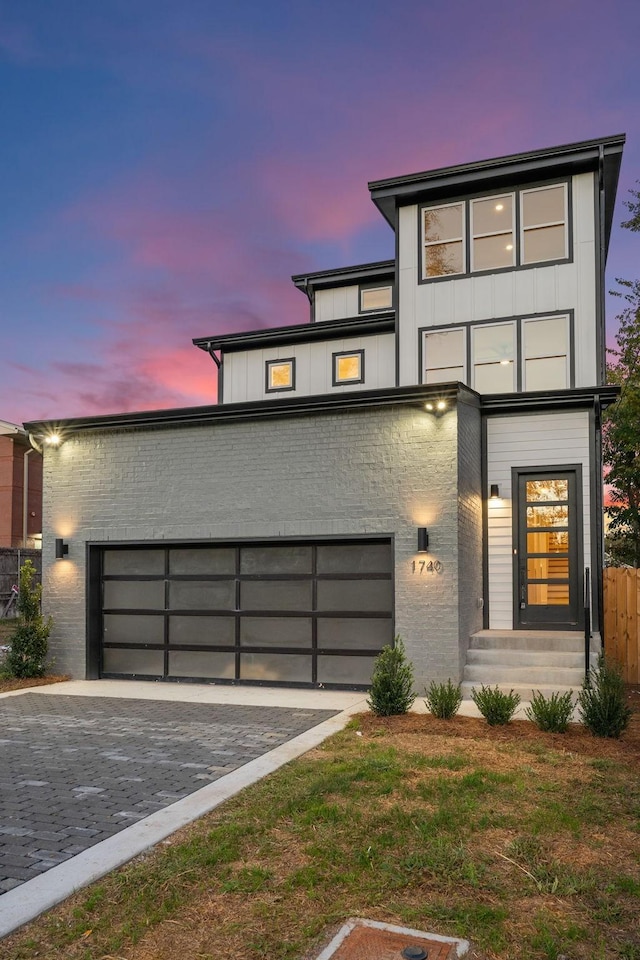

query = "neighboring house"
[[0, 420, 42, 549], [24, 135, 624, 694]]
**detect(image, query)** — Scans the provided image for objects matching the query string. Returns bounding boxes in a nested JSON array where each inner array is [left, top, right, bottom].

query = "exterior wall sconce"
[[489, 484, 500, 500], [55, 538, 69, 560], [417, 528, 429, 552]]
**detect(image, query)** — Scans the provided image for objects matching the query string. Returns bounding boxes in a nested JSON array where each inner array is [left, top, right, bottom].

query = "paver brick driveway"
[[0, 693, 337, 893]]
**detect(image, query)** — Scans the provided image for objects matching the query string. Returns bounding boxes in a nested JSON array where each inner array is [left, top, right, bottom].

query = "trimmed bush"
[[471, 685, 520, 725], [367, 637, 416, 716], [424, 679, 463, 719], [578, 655, 631, 738], [526, 690, 574, 733], [6, 560, 51, 679]]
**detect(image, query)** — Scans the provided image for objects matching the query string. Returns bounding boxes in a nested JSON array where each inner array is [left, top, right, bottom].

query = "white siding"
[[486, 411, 591, 629], [398, 172, 597, 388], [223, 333, 395, 403], [314, 285, 360, 322]]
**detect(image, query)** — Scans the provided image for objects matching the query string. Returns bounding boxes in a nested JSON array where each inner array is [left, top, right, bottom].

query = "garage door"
[[96, 539, 393, 688]]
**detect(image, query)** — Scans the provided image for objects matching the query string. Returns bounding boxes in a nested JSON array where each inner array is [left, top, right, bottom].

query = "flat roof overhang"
[[291, 259, 395, 297], [193, 312, 395, 354], [369, 134, 625, 254]]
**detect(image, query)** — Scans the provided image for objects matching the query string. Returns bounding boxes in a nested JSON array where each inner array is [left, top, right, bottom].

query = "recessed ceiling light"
[[495, 203, 504, 211], [506, 243, 513, 250], [500, 360, 511, 366]]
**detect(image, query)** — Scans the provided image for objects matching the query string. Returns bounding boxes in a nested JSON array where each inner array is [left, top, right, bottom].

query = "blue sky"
[[1, 0, 639, 422]]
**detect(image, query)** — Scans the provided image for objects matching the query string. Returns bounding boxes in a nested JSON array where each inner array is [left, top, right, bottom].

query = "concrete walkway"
[[0, 680, 367, 938]]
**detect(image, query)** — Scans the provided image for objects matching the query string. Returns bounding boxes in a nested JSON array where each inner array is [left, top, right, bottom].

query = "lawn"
[[2, 694, 639, 960]]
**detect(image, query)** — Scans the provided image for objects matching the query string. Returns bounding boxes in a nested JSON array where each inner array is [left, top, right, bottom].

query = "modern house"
[[24, 134, 624, 695]]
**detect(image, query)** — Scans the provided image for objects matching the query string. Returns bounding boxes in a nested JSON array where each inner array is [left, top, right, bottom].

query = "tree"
[[7, 560, 52, 678], [603, 183, 640, 567]]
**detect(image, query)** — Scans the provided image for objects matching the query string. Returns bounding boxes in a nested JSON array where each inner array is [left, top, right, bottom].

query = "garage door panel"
[[317, 656, 377, 686], [103, 550, 165, 576], [169, 651, 236, 679], [316, 579, 393, 612], [170, 580, 235, 610], [169, 616, 235, 645], [103, 648, 164, 675], [103, 580, 165, 610], [169, 548, 235, 575], [316, 617, 391, 651], [103, 614, 164, 644], [240, 545, 313, 575], [240, 653, 312, 683], [240, 617, 313, 647], [241, 580, 313, 611], [316, 542, 392, 575]]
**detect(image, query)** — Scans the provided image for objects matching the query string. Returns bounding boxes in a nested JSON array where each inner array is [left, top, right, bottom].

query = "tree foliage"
[[604, 183, 640, 567]]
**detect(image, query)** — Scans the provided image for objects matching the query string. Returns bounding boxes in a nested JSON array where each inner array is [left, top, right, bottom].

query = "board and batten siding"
[[397, 172, 597, 389], [222, 333, 395, 403], [486, 411, 591, 629], [314, 285, 361, 322]]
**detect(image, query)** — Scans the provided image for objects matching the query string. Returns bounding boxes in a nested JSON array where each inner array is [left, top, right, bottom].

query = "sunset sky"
[[1, 0, 639, 424]]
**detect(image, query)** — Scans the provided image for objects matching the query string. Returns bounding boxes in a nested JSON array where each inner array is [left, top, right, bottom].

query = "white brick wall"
[[42, 402, 483, 688]]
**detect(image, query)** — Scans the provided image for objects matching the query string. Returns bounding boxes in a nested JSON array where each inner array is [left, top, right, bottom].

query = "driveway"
[[0, 692, 339, 893]]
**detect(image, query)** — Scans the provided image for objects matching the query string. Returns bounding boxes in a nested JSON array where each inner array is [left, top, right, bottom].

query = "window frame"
[[418, 179, 572, 284], [521, 314, 571, 392], [420, 200, 466, 281], [419, 310, 574, 394], [471, 320, 517, 393], [332, 349, 365, 386], [520, 183, 569, 265], [265, 357, 296, 394], [422, 327, 467, 385], [470, 192, 516, 273], [358, 283, 394, 314]]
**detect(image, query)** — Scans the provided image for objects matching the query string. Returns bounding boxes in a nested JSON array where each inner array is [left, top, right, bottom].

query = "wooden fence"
[[603, 567, 640, 684], [0, 548, 42, 615]]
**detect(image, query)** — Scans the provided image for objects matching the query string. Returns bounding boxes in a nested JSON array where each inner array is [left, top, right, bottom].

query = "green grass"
[[3, 719, 640, 960]]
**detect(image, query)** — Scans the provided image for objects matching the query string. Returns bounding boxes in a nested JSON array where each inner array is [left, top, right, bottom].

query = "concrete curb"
[[0, 704, 358, 940]]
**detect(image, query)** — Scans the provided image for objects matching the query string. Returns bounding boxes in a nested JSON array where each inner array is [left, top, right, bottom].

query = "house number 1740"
[[412, 559, 443, 574]]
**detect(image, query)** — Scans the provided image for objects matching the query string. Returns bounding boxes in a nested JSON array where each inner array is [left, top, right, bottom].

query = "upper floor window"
[[333, 349, 365, 385], [360, 284, 393, 312], [522, 316, 569, 390], [423, 328, 465, 383], [422, 203, 464, 278], [521, 185, 567, 264], [266, 358, 295, 393], [420, 182, 569, 280]]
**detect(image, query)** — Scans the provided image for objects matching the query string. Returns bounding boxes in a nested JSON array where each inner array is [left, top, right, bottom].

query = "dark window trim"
[[358, 281, 394, 314], [419, 309, 575, 393], [418, 178, 572, 284], [265, 357, 296, 394], [332, 349, 365, 386]]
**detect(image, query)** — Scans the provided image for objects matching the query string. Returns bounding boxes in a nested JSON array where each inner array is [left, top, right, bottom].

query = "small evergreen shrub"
[[367, 637, 416, 716], [526, 690, 574, 733], [471, 685, 520, 725], [578, 655, 631, 738], [7, 560, 52, 679], [424, 679, 463, 719]]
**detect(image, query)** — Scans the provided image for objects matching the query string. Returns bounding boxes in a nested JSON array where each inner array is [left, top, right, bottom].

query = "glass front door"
[[514, 469, 582, 629]]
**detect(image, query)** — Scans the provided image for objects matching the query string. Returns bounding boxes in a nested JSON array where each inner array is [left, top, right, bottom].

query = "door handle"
[[519, 565, 526, 609]]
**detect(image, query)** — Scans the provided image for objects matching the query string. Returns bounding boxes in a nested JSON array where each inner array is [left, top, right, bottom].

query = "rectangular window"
[[333, 349, 364, 385], [522, 316, 569, 390], [265, 358, 295, 393], [423, 328, 465, 384], [521, 184, 567, 264], [472, 323, 515, 393], [360, 285, 393, 312], [422, 203, 464, 279], [471, 194, 515, 271]]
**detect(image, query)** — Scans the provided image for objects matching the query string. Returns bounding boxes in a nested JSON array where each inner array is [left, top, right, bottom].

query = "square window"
[[266, 358, 295, 393], [360, 285, 393, 312], [333, 350, 364, 385]]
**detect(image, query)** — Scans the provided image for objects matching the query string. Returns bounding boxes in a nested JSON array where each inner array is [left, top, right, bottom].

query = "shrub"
[[424, 679, 463, 719], [526, 690, 574, 733], [367, 637, 416, 716], [6, 560, 52, 679], [471, 685, 520, 725], [578, 655, 631, 738]]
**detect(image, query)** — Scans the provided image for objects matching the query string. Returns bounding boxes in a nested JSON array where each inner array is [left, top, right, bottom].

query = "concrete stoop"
[[461, 629, 597, 702]]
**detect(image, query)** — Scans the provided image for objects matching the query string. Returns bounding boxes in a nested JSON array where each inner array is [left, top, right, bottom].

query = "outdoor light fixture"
[[45, 434, 61, 446], [417, 527, 429, 552], [490, 484, 500, 500], [436, 400, 446, 411], [425, 402, 434, 411], [55, 538, 69, 560]]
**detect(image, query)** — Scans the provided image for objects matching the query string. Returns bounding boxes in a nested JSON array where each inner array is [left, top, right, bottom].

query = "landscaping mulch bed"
[[0, 675, 69, 695]]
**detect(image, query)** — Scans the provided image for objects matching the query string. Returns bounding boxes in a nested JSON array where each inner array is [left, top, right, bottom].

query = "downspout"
[[206, 344, 223, 404]]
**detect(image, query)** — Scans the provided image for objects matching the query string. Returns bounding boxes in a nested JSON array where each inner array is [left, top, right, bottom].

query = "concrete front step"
[[466, 649, 584, 669], [460, 681, 581, 703], [463, 663, 584, 685], [470, 629, 586, 652]]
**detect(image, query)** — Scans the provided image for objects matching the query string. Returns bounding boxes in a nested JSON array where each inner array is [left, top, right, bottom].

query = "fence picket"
[[603, 567, 640, 684]]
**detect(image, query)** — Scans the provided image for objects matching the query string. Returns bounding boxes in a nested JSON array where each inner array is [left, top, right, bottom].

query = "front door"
[[513, 468, 582, 630]]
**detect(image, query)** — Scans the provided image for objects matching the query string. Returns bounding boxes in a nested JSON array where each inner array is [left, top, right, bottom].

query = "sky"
[[1, 0, 639, 424]]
